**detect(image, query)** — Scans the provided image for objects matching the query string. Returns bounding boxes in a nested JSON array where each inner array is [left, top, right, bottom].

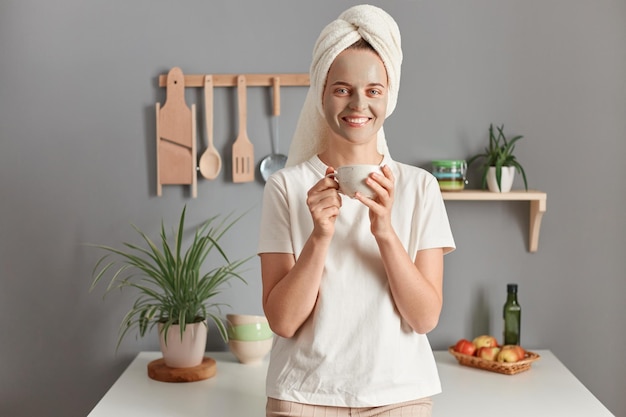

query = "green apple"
[[498, 345, 526, 362], [477, 346, 501, 361], [472, 334, 498, 349]]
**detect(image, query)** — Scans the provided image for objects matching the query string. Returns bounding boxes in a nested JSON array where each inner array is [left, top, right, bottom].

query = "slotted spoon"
[[232, 75, 255, 183]]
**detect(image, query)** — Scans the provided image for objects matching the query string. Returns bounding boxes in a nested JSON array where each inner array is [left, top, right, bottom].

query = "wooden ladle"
[[198, 75, 222, 180]]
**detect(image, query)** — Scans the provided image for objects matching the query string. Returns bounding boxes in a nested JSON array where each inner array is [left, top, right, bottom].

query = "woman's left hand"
[[355, 164, 395, 238]]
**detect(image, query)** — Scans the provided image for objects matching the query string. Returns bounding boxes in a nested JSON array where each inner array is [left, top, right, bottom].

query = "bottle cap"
[[507, 283, 518, 293]]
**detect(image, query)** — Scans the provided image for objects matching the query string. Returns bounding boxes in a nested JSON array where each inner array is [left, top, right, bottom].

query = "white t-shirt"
[[258, 154, 455, 407]]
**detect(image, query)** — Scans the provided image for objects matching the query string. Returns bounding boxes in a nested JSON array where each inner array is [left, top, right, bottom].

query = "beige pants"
[[266, 397, 433, 417]]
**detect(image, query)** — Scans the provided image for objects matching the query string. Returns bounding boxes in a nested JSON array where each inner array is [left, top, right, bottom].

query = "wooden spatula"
[[232, 75, 255, 183]]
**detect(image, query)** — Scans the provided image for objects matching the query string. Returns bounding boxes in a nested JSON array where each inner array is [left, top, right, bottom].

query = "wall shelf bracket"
[[441, 190, 547, 253]]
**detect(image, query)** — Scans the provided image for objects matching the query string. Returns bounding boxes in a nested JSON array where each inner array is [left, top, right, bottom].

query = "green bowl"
[[227, 322, 273, 341]]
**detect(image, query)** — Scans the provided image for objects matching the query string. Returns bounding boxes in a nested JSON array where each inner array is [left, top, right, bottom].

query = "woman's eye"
[[369, 89, 381, 96], [335, 87, 349, 95]]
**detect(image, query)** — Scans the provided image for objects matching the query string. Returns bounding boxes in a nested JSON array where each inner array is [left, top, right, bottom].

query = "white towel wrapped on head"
[[286, 4, 403, 167]]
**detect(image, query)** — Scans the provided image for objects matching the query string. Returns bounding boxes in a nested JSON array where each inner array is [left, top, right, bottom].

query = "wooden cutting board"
[[156, 66, 197, 197], [147, 356, 216, 383]]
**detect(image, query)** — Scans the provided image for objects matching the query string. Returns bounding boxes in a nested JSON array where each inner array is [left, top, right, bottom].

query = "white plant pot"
[[158, 321, 207, 368], [486, 166, 515, 193]]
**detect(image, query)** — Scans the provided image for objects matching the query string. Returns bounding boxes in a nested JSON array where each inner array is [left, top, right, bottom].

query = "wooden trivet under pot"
[[147, 356, 216, 382]]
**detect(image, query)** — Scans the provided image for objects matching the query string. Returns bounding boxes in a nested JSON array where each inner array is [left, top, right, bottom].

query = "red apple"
[[477, 346, 501, 361], [472, 334, 498, 349], [498, 345, 526, 362], [454, 339, 477, 356]]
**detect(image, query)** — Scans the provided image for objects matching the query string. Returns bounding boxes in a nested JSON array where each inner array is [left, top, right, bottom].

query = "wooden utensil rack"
[[158, 73, 310, 88], [155, 71, 309, 197]]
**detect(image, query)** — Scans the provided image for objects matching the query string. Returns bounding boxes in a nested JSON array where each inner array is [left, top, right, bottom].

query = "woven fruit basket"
[[448, 347, 540, 375]]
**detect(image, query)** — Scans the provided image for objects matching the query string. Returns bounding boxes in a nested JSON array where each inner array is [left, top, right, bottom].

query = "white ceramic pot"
[[158, 321, 207, 368], [486, 166, 515, 193], [228, 338, 273, 364]]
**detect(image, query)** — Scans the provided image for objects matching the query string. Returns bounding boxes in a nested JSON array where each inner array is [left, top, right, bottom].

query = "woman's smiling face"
[[322, 48, 389, 148]]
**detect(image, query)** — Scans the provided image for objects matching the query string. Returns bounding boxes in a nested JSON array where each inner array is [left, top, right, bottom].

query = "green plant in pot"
[[90, 205, 251, 368], [467, 124, 528, 192]]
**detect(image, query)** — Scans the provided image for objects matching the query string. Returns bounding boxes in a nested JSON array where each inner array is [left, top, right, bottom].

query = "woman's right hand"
[[306, 166, 342, 238]]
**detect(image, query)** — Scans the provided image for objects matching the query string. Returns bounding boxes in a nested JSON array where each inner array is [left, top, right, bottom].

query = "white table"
[[88, 350, 614, 417]]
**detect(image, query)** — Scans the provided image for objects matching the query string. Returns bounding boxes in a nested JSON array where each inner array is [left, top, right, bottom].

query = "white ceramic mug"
[[327, 164, 382, 198]]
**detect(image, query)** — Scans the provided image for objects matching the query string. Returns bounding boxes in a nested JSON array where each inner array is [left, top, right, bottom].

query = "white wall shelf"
[[441, 190, 547, 253]]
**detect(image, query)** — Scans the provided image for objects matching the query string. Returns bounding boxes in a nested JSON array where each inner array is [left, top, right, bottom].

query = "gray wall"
[[1, 1, 624, 416]]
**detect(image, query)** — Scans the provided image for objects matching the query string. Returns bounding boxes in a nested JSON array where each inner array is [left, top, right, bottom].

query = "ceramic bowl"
[[226, 313, 269, 326], [228, 322, 273, 341], [228, 338, 273, 364], [226, 314, 273, 341]]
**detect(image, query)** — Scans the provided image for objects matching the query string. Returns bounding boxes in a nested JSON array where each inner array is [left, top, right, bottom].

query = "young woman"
[[258, 5, 455, 417]]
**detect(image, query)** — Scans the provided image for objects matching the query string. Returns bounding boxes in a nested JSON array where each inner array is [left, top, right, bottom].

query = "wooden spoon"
[[198, 75, 222, 180]]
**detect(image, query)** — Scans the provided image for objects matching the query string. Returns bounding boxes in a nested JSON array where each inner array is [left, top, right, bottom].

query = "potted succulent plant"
[[90, 205, 251, 368], [467, 124, 528, 192]]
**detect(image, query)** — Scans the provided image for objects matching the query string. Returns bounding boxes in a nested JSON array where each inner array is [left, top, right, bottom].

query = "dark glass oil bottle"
[[503, 283, 521, 345]]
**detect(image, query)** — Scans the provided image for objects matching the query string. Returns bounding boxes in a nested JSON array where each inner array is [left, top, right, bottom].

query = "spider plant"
[[467, 124, 528, 190], [90, 206, 251, 350]]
